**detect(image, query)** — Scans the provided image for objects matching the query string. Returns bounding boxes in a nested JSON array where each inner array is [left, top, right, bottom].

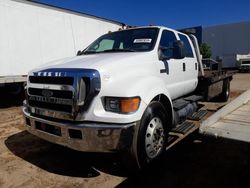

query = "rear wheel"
[[123, 101, 170, 170]]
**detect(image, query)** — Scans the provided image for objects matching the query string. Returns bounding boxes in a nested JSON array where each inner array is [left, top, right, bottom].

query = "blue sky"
[[34, 0, 250, 29]]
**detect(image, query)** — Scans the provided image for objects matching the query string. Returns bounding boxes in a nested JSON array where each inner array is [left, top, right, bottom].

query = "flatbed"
[[200, 70, 236, 82], [195, 70, 236, 101]]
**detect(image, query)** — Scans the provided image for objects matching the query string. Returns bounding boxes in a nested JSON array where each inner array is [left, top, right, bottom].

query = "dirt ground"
[[0, 73, 250, 188]]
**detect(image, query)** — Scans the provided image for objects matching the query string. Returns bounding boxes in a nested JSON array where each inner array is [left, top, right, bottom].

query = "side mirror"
[[77, 50, 82, 56], [159, 40, 185, 61], [173, 40, 185, 59]]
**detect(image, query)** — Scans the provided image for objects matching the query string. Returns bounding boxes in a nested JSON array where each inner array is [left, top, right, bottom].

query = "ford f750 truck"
[[23, 26, 234, 169]]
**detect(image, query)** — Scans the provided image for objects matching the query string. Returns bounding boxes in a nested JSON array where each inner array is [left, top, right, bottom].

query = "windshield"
[[82, 28, 159, 54]]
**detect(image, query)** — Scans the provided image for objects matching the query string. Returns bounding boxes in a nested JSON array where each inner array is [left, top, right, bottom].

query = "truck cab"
[[23, 26, 230, 169]]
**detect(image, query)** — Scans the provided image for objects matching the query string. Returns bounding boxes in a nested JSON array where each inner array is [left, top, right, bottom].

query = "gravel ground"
[[0, 73, 249, 188], [230, 73, 250, 91]]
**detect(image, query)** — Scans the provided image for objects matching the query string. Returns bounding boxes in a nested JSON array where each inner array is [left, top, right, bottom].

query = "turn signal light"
[[105, 97, 140, 113], [120, 98, 140, 113]]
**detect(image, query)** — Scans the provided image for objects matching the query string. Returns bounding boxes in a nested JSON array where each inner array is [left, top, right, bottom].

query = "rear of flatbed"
[[196, 70, 237, 101]]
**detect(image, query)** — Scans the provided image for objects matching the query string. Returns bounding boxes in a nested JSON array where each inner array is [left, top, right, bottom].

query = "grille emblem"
[[42, 90, 53, 98]]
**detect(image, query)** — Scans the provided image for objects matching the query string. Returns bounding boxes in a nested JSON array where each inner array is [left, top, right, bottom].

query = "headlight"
[[104, 97, 140, 113]]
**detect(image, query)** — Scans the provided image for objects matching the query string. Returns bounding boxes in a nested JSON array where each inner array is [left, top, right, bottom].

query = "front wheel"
[[124, 101, 170, 170]]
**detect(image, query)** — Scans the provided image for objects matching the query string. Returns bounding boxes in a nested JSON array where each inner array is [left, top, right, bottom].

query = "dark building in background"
[[184, 21, 250, 68], [203, 21, 250, 68]]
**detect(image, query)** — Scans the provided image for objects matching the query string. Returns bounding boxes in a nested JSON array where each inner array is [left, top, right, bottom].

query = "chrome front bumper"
[[23, 107, 137, 152]]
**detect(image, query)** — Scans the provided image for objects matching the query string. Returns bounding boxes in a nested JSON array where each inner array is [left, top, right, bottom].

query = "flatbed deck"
[[196, 70, 237, 101], [199, 70, 236, 82]]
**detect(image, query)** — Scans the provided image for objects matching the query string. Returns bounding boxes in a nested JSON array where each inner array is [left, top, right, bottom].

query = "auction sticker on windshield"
[[133, 39, 152, 43]]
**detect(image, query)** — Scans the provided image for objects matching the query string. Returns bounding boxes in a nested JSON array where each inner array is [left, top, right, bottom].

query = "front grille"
[[27, 74, 75, 114], [29, 76, 74, 85], [28, 88, 73, 99], [29, 100, 72, 113], [26, 69, 101, 120]]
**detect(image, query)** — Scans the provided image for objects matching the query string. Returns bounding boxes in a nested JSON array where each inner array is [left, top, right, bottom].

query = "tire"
[[123, 101, 170, 170], [218, 79, 230, 102]]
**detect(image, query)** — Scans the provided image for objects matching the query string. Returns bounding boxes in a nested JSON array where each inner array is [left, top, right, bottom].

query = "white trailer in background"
[[0, 0, 123, 87], [236, 53, 250, 71], [220, 53, 250, 70]]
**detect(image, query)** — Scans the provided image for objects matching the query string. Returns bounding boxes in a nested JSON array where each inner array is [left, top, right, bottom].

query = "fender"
[[97, 74, 174, 123], [125, 76, 174, 124]]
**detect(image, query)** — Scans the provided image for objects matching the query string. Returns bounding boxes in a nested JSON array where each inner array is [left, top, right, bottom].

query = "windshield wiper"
[[103, 48, 136, 53], [82, 48, 136, 55]]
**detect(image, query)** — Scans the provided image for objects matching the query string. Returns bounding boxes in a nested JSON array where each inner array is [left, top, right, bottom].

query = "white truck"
[[236, 53, 250, 72], [23, 26, 235, 169]]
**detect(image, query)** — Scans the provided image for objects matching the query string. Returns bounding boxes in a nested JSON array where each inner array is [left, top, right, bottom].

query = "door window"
[[178, 34, 194, 57], [159, 30, 177, 58]]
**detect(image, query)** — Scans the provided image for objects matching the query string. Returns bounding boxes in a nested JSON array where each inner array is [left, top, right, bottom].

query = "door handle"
[[183, 63, 186, 72]]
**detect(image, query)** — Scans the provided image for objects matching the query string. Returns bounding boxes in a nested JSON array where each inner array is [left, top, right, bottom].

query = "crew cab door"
[[156, 30, 190, 99], [177, 33, 198, 94]]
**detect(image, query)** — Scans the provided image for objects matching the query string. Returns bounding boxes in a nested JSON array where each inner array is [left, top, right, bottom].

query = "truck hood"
[[31, 52, 156, 73]]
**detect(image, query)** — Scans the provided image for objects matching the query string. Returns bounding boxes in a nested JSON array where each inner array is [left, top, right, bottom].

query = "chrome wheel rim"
[[145, 117, 165, 159]]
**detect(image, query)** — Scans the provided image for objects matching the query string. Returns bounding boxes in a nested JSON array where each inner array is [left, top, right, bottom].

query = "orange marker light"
[[120, 97, 140, 113]]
